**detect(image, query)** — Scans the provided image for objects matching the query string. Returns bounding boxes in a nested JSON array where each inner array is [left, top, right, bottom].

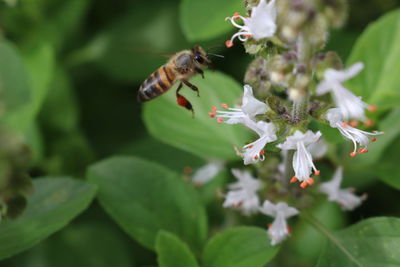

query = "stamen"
[[217, 118, 224, 124], [364, 119, 374, 127], [208, 112, 216, 118], [290, 176, 298, 183], [221, 103, 229, 109], [260, 149, 265, 156], [254, 155, 259, 160], [350, 120, 359, 127], [342, 122, 349, 128], [368, 104, 377, 112], [372, 137, 377, 142], [350, 152, 357, 157], [225, 40, 234, 48], [211, 106, 217, 112], [314, 170, 320, 176], [300, 182, 308, 189], [245, 34, 251, 38], [267, 223, 272, 228], [233, 12, 241, 20], [307, 178, 314, 185]]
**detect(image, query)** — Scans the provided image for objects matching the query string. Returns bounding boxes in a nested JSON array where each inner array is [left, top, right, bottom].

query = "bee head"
[[192, 46, 213, 68]]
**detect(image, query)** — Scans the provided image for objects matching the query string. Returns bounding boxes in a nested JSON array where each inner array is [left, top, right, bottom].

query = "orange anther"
[[208, 112, 216, 118], [361, 148, 368, 154], [372, 137, 377, 142], [260, 149, 265, 156], [221, 103, 229, 109], [342, 122, 349, 128], [233, 12, 241, 20], [364, 119, 374, 127], [350, 120, 359, 127], [314, 170, 320, 176], [267, 223, 272, 228], [245, 34, 251, 38], [225, 40, 234, 48], [300, 182, 308, 189], [287, 226, 292, 234], [217, 118, 224, 124], [290, 176, 298, 183], [211, 106, 217, 112], [254, 155, 259, 160], [350, 152, 357, 157], [368, 104, 377, 112], [307, 178, 314, 185]]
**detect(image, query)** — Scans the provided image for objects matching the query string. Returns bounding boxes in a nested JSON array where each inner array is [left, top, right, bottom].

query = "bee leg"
[[182, 79, 200, 97], [195, 67, 205, 79], [176, 91, 195, 118]]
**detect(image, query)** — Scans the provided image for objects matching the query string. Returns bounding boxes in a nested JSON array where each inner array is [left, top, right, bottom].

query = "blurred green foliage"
[[1, 0, 400, 266]]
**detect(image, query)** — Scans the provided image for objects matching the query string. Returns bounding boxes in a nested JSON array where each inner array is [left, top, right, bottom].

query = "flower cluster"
[[202, 0, 385, 247]]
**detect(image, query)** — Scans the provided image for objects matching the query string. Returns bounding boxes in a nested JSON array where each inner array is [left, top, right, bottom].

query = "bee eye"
[[195, 54, 204, 64]]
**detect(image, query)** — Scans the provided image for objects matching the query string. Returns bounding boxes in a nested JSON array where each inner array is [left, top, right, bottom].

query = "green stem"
[[301, 212, 362, 267]]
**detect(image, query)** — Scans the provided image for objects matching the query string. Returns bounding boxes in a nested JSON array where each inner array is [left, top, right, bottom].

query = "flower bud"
[[318, 0, 348, 28], [312, 51, 343, 80], [244, 57, 272, 99]]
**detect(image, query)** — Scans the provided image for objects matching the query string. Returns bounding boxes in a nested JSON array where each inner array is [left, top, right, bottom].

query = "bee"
[[137, 45, 223, 115]]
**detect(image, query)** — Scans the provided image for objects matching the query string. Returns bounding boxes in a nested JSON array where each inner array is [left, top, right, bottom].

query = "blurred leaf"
[[120, 137, 204, 173], [1, 41, 55, 132], [202, 226, 279, 267], [156, 231, 199, 267], [72, 1, 189, 82], [143, 71, 252, 160], [42, 0, 91, 51], [373, 137, 400, 189], [0, 40, 31, 123], [291, 201, 346, 263], [317, 217, 400, 267], [87, 156, 207, 252], [180, 0, 244, 41], [347, 9, 400, 109], [0, 177, 97, 260], [39, 67, 79, 133], [4, 222, 135, 267]]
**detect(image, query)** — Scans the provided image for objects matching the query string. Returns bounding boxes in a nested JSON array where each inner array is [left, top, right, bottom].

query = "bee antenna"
[[206, 45, 224, 52], [207, 53, 225, 58]]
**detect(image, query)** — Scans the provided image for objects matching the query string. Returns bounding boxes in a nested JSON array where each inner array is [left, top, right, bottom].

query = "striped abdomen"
[[137, 65, 176, 102]]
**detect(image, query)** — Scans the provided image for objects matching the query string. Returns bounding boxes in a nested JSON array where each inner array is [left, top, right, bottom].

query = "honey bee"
[[137, 46, 223, 115]]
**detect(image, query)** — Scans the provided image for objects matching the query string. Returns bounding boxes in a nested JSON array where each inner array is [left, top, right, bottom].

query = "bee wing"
[[129, 47, 174, 58]]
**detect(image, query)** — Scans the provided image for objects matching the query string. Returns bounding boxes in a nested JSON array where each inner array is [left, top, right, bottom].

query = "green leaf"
[[373, 136, 400, 189], [87, 156, 207, 252], [39, 67, 79, 133], [3, 221, 135, 267], [1, 41, 55, 132], [143, 71, 252, 160], [347, 9, 400, 109], [317, 217, 400, 267], [156, 231, 199, 267], [291, 201, 345, 263], [0, 177, 97, 260], [202, 227, 279, 267], [180, 0, 244, 41], [0, 40, 31, 122], [71, 1, 189, 82]]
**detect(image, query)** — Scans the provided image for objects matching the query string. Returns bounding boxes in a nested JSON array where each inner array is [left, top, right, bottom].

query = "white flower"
[[191, 161, 224, 185], [210, 85, 277, 165], [308, 138, 328, 159], [316, 62, 369, 121], [225, 0, 277, 47], [223, 169, 262, 215], [319, 167, 366, 211], [326, 108, 383, 157], [277, 130, 321, 187], [259, 200, 299, 246]]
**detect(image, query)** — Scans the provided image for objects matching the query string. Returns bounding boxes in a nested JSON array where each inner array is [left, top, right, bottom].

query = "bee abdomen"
[[137, 66, 176, 102]]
